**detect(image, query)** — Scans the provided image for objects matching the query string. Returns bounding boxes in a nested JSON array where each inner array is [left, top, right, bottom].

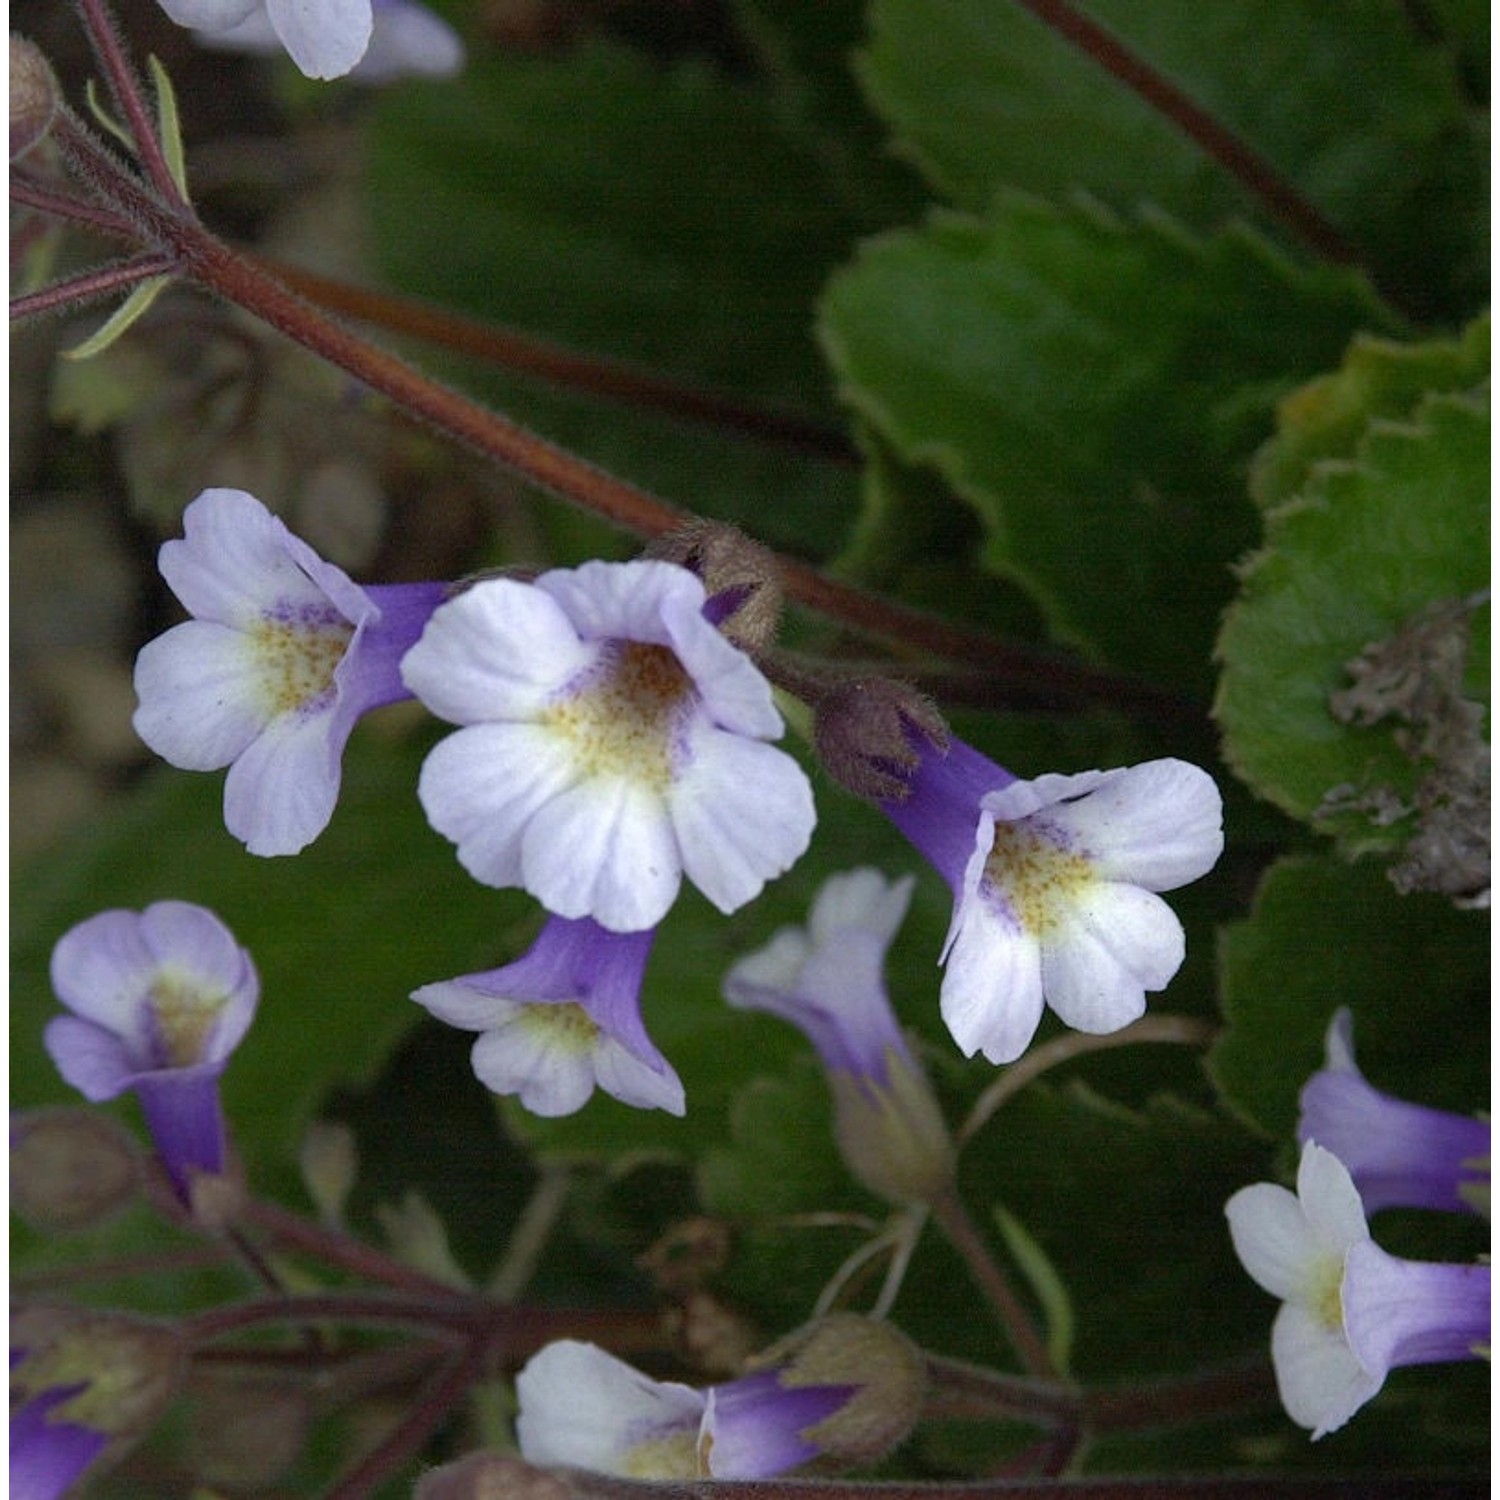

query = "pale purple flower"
[[188, 0, 465, 82], [724, 869, 953, 1204], [43, 902, 257, 1198], [514, 1340, 851, 1480], [402, 559, 816, 933], [1226, 1141, 1491, 1439], [880, 738, 1222, 1064], [412, 916, 683, 1117], [133, 488, 445, 857], [1298, 1008, 1489, 1217]]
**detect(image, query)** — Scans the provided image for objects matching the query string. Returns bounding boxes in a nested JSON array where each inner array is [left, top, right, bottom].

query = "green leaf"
[[857, 0, 1486, 319], [1209, 853, 1488, 1140], [992, 1202, 1075, 1375], [1214, 391, 1489, 872], [11, 731, 530, 1198], [62, 276, 172, 362], [367, 41, 870, 559], [1250, 314, 1489, 510], [820, 197, 1395, 690]]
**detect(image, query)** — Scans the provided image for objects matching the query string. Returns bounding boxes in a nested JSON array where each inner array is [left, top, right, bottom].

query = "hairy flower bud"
[[644, 521, 785, 651], [10, 34, 58, 163], [751, 1314, 926, 1466], [11, 1109, 143, 1234], [415, 1451, 574, 1500], [812, 676, 949, 801]]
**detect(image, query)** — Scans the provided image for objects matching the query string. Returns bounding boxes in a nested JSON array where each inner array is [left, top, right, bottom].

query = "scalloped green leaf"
[[10, 731, 529, 1199], [1209, 854, 1488, 1140], [1214, 391, 1489, 873], [857, 0, 1486, 319], [1251, 314, 1489, 510], [819, 197, 1395, 691]]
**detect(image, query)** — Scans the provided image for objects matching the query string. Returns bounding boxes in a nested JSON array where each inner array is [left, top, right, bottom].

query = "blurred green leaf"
[[820, 197, 1396, 691], [367, 41, 872, 559], [1209, 853, 1488, 1139], [857, 0, 1487, 318], [1215, 390, 1488, 868]]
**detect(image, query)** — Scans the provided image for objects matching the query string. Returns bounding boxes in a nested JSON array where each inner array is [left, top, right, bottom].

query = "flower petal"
[[470, 1019, 602, 1116], [1041, 759, 1224, 891], [49, 911, 158, 1032], [1224, 1182, 1315, 1300], [133, 621, 268, 771], [669, 733, 816, 916], [1296, 1142, 1370, 1256], [401, 579, 594, 726], [416, 724, 579, 889], [939, 907, 1045, 1064], [521, 778, 681, 932], [1040, 883, 1183, 1034], [1270, 1301, 1380, 1439], [265, 0, 373, 77], [515, 1341, 703, 1474], [43, 1017, 135, 1101], [222, 704, 345, 857]]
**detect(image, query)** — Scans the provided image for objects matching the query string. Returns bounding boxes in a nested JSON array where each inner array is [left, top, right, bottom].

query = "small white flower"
[[412, 917, 684, 1118], [1225, 1142, 1379, 1439], [132, 488, 443, 857], [402, 560, 816, 933], [1227, 1141, 1492, 1439], [882, 739, 1222, 1063]]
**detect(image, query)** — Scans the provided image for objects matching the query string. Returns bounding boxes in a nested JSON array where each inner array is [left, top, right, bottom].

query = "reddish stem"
[[1008, 0, 1360, 267], [10, 251, 174, 322]]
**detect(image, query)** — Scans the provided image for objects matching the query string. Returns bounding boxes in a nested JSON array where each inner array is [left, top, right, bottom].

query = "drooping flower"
[[402, 559, 816, 933], [1298, 1008, 1489, 1217], [43, 902, 258, 1199], [11, 1305, 183, 1500], [133, 488, 445, 857], [412, 916, 684, 1117], [515, 1318, 919, 1479], [186, 0, 465, 82], [1225, 1141, 1491, 1439], [880, 737, 1223, 1064], [724, 869, 953, 1205]]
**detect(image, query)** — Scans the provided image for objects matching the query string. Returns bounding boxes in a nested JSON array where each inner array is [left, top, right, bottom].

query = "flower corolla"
[[412, 916, 684, 1117], [402, 559, 816, 933], [1297, 1008, 1489, 1217], [43, 901, 258, 1197], [724, 868, 953, 1204], [133, 487, 445, 857], [1226, 1140, 1490, 1439], [880, 738, 1222, 1063]]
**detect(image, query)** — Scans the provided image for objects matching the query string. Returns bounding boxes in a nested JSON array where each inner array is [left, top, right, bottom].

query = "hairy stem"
[[10, 252, 174, 323]]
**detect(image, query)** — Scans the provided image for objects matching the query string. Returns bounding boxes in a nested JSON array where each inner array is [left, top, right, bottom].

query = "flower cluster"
[[1226, 1013, 1490, 1439], [123, 487, 1228, 1123]]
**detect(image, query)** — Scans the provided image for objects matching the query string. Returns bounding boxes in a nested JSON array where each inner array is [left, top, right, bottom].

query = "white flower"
[[882, 739, 1223, 1063], [132, 488, 443, 856], [402, 560, 816, 933], [1224, 1140, 1494, 1440], [412, 916, 684, 1117]]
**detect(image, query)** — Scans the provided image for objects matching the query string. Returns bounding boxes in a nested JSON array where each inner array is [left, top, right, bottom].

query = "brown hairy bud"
[[813, 676, 949, 802], [752, 1313, 927, 1466], [11, 1109, 143, 1234], [414, 1450, 574, 1500], [11, 34, 58, 163], [644, 521, 784, 651]]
